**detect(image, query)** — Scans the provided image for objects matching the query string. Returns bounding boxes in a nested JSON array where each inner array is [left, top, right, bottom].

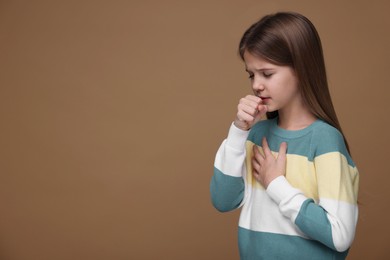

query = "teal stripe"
[[247, 118, 355, 166], [210, 167, 244, 212], [248, 119, 316, 160], [295, 199, 339, 251], [238, 227, 348, 260], [312, 125, 355, 166]]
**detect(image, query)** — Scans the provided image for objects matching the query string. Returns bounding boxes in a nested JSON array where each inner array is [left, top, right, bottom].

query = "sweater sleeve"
[[266, 131, 359, 252], [210, 123, 249, 212]]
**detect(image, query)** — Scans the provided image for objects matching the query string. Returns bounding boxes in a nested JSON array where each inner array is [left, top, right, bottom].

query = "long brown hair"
[[239, 12, 350, 153]]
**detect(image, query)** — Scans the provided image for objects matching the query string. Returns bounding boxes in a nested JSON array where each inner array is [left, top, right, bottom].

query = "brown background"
[[0, 0, 389, 259]]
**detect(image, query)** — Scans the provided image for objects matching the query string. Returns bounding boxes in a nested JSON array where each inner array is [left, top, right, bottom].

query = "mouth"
[[260, 97, 271, 103]]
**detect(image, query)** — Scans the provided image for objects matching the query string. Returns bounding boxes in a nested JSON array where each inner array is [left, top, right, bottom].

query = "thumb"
[[254, 104, 268, 122]]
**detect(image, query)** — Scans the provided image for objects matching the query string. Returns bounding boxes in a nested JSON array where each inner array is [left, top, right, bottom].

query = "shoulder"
[[247, 119, 274, 143], [311, 120, 352, 162]]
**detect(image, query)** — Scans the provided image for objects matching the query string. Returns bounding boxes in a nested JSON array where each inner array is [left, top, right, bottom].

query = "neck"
[[277, 105, 316, 130]]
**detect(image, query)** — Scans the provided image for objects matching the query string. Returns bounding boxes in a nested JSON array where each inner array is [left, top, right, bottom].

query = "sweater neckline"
[[270, 117, 322, 138]]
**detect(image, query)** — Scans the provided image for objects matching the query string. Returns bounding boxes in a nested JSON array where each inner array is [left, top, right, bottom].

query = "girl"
[[210, 12, 359, 259]]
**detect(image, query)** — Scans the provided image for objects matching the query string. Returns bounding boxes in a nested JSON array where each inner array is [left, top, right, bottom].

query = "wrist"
[[226, 122, 250, 150], [266, 176, 300, 204], [233, 119, 250, 131]]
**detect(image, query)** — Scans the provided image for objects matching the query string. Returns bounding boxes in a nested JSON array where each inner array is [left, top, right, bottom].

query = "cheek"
[[272, 80, 289, 97], [281, 77, 299, 95], [274, 83, 298, 103]]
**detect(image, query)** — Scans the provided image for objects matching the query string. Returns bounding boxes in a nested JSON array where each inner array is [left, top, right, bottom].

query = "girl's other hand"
[[252, 137, 287, 188], [234, 95, 267, 131]]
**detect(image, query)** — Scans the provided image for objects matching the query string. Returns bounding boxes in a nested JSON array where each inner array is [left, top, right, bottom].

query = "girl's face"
[[244, 51, 302, 115]]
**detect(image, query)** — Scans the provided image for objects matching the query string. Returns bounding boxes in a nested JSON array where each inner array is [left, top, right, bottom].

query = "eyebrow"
[[245, 68, 275, 73]]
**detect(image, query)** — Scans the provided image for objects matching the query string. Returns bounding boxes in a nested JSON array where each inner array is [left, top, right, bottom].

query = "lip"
[[260, 97, 271, 103]]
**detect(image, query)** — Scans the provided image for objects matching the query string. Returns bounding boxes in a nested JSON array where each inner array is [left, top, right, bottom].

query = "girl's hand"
[[252, 137, 287, 188], [234, 95, 267, 131]]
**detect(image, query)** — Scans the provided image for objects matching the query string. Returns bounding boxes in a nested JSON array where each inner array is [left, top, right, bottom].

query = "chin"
[[265, 108, 278, 118]]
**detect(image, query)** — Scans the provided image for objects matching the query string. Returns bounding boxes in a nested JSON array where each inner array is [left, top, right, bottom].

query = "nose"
[[252, 77, 265, 95]]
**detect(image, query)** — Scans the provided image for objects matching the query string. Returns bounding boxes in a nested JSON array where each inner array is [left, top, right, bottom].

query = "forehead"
[[243, 51, 278, 70], [243, 50, 295, 73]]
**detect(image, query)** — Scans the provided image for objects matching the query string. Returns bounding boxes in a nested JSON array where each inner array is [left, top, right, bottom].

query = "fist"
[[234, 95, 267, 131]]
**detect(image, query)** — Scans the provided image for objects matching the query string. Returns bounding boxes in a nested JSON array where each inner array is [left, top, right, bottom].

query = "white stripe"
[[214, 123, 248, 178], [238, 189, 308, 238], [319, 198, 358, 252], [214, 140, 247, 178]]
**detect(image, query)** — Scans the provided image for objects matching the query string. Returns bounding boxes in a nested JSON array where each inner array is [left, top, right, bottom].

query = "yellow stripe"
[[245, 141, 263, 190], [315, 152, 359, 204], [285, 154, 318, 201], [245, 141, 359, 204]]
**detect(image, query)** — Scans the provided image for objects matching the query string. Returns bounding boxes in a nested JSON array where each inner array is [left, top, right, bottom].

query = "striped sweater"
[[210, 118, 359, 259]]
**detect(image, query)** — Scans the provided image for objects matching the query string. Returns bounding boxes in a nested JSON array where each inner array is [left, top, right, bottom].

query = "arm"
[[211, 95, 267, 212], [265, 142, 359, 252], [210, 123, 249, 212]]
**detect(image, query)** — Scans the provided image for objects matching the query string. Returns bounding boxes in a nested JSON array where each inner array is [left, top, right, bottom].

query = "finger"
[[252, 161, 261, 181], [277, 142, 288, 160], [240, 96, 262, 109], [238, 103, 258, 117], [252, 157, 261, 172], [257, 104, 268, 114], [237, 110, 255, 123], [253, 145, 264, 161], [252, 170, 259, 182], [239, 96, 261, 108], [244, 95, 262, 104], [254, 105, 268, 123], [262, 137, 272, 157]]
